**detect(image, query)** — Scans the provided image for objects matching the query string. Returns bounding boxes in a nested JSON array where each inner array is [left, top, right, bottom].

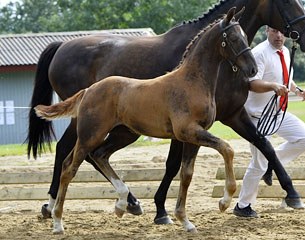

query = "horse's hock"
[[212, 167, 305, 198], [0, 163, 180, 201]]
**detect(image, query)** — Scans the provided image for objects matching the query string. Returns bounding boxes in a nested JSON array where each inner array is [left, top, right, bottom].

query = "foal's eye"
[[230, 34, 239, 42]]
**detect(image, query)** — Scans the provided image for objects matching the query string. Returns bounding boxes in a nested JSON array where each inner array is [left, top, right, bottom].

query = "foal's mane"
[[176, 18, 223, 69]]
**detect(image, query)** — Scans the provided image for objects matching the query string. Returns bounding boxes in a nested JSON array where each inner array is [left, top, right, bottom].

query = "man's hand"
[[295, 87, 305, 101], [272, 83, 288, 96]]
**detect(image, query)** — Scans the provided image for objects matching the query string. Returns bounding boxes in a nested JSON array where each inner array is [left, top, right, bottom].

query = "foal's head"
[[179, 7, 257, 78], [218, 7, 257, 78]]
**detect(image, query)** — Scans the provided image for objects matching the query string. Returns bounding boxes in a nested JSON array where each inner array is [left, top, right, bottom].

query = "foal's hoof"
[[52, 220, 64, 234], [53, 229, 64, 235], [285, 197, 304, 209], [219, 198, 230, 212], [154, 215, 174, 225], [41, 204, 52, 219], [126, 202, 143, 216], [115, 206, 126, 218]]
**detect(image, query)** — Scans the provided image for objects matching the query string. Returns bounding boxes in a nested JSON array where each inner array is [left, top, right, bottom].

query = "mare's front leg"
[[154, 139, 183, 224], [222, 108, 302, 208], [52, 142, 86, 234]]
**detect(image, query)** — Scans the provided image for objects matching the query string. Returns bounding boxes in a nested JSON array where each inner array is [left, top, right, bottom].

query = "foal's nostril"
[[246, 67, 257, 78], [250, 67, 258, 77]]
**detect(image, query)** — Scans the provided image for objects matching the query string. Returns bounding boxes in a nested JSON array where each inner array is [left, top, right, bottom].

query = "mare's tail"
[[35, 89, 86, 120], [26, 41, 63, 159]]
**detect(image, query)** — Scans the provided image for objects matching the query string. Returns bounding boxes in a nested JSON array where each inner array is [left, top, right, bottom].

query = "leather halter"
[[271, 0, 305, 41], [220, 21, 251, 72]]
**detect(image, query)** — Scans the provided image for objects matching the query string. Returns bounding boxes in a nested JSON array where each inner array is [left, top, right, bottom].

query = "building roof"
[[0, 28, 156, 66]]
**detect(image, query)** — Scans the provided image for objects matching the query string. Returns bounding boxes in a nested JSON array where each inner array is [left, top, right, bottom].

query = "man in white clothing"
[[233, 26, 305, 217]]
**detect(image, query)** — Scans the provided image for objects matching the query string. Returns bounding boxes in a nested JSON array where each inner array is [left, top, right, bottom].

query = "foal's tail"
[[35, 89, 86, 120], [26, 41, 63, 159]]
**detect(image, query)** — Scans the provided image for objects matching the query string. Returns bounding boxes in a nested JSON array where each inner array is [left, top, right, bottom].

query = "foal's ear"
[[234, 7, 245, 21], [224, 7, 236, 24]]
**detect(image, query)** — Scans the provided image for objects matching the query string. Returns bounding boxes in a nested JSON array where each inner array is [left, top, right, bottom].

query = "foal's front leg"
[[174, 143, 199, 233], [175, 127, 236, 232]]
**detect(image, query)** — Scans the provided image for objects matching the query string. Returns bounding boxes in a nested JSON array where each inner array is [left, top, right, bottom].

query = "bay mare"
[[35, 9, 257, 234], [27, 0, 305, 224]]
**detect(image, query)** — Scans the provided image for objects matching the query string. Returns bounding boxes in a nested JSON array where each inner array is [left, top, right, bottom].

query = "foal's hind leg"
[[90, 146, 130, 218], [42, 120, 77, 218], [44, 122, 142, 218], [52, 142, 86, 234], [89, 125, 143, 215]]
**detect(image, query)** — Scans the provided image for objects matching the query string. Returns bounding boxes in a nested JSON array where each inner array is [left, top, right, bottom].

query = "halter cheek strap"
[[270, 0, 305, 41], [220, 21, 251, 72]]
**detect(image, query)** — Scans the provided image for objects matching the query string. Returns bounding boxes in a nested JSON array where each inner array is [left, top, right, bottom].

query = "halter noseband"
[[220, 21, 251, 72]]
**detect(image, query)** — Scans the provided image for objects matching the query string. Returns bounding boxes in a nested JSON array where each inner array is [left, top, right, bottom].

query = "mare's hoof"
[[262, 171, 272, 186], [154, 215, 174, 225], [127, 202, 143, 216], [187, 227, 198, 233], [41, 204, 52, 219], [285, 197, 304, 209]]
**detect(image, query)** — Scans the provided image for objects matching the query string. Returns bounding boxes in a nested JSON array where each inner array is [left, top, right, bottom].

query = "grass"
[[0, 137, 170, 157], [209, 98, 305, 139], [0, 92, 304, 157], [0, 142, 57, 157]]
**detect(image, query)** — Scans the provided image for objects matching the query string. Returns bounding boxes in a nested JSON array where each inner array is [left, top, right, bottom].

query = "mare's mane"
[[176, 18, 223, 69], [175, 0, 233, 26]]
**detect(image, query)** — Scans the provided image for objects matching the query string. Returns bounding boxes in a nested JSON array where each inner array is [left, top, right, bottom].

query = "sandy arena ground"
[[0, 137, 305, 240]]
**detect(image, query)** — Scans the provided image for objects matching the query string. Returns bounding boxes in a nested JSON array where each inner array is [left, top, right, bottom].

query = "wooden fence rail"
[[212, 167, 305, 198], [0, 168, 180, 200]]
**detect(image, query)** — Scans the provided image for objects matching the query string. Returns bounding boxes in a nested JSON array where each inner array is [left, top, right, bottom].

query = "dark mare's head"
[[173, 0, 305, 51], [268, 0, 305, 50], [242, 0, 305, 50]]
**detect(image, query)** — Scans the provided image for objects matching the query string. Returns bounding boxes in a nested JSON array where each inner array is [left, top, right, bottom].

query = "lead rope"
[[256, 40, 298, 137]]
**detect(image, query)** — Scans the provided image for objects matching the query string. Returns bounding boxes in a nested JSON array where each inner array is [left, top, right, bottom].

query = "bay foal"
[[35, 8, 257, 234]]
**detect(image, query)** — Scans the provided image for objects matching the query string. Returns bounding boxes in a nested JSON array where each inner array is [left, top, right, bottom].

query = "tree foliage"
[[0, 0, 304, 82], [0, 0, 217, 34]]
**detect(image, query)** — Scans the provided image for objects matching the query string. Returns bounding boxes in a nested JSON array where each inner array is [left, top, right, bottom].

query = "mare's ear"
[[234, 6, 245, 21], [224, 7, 236, 25]]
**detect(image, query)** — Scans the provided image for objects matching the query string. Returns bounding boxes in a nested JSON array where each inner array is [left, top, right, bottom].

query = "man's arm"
[[249, 79, 288, 96]]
